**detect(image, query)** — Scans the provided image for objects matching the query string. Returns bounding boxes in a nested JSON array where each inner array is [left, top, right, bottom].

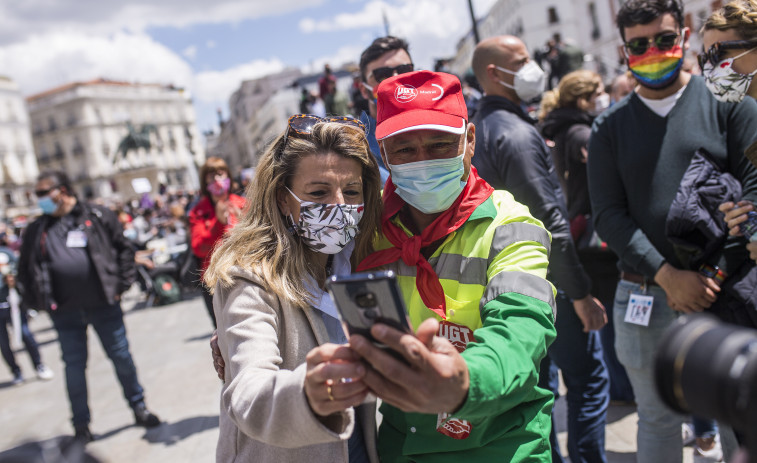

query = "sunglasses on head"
[[275, 114, 367, 160], [370, 63, 415, 83], [624, 32, 680, 56], [697, 39, 757, 70], [34, 185, 59, 197]]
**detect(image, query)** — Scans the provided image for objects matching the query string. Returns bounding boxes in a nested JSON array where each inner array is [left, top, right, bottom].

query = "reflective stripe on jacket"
[[375, 190, 557, 462]]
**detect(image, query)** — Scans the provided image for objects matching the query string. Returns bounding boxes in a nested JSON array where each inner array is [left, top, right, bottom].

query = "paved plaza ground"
[[0, 288, 695, 462]]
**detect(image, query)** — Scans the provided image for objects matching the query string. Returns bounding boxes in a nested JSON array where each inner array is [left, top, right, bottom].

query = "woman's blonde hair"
[[538, 70, 602, 121], [203, 121, 382, 309], [703, 0, 757, 40]]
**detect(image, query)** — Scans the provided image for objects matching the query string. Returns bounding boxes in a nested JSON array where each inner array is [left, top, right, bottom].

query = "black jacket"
[[472, 95, 591, 300], [539, 107, 594, 219], [666, 149, 757, 328], [17, 201, 136, 311]]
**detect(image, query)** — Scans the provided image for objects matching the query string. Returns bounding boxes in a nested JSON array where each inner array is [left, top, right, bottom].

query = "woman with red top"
[[189, 157, 246, 327]]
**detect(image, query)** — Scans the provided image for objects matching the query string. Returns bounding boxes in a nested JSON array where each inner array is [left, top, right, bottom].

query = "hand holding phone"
[[326, 270, 411, 363]]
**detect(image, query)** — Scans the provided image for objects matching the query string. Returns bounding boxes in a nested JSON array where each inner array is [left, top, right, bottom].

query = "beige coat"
[[214, 266, 379, 463]]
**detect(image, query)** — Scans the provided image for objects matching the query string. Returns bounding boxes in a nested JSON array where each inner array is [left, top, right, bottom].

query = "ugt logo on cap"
[[395, 84, 418, 103]]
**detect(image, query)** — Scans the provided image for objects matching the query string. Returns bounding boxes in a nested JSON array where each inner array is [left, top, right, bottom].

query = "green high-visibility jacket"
[[376, 190, 557, 462]]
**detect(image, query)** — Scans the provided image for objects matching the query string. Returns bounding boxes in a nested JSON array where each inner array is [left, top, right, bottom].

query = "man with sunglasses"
[[358, 36, 415, 185], [17, 171, 161, 444], [587, 1, 757, 462], [471, 34, 609, 463]]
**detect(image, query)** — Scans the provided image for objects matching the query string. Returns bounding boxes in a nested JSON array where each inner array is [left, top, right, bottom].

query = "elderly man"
[[353, 70, 556, 462], [471, 35, 609, 463]]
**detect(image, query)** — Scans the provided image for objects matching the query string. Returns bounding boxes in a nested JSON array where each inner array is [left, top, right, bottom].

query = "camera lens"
[[363, 308, 379, 320], [355, 292, 377, 308], [655, 314, 757, 436]]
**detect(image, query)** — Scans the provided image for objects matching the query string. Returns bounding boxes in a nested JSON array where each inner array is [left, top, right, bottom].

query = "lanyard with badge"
[[66, 224, 88, 248], [625, 279, 653, 327]]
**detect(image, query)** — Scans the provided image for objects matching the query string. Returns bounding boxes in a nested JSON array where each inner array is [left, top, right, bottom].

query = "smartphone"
[[326, 270, 411, 362]]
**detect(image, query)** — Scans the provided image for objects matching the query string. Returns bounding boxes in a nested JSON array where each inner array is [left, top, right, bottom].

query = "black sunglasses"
[[275, 114, 366, 160], [370, 63, 415, 83], [34, 185, 59, 197], [624, 32, 680, 56], [697, 39, 757, 70]]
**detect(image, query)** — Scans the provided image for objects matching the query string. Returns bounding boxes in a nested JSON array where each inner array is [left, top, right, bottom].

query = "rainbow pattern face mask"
[[628, 44, 684, 89]]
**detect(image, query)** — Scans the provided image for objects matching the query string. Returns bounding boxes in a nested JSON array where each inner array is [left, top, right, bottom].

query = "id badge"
[[624, 293, 654, 326], [66, 230, 88, 248]]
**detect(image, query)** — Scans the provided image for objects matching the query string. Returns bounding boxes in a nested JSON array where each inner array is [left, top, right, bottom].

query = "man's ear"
[[359, 81, 371, 100], [378, 141, 389, 169], [682, 27, 691, 53], [466, 123, 476, 158]]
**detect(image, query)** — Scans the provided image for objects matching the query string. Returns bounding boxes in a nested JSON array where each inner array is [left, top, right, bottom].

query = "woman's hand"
[[304, 343, 368, 417]]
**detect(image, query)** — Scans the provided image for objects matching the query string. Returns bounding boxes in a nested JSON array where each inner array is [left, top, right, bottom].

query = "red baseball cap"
[[375, 70, 468, 140]]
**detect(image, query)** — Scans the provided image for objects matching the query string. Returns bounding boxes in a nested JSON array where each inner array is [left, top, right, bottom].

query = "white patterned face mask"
[[286, 188, 364, 254], [702, 48, 757, 103]]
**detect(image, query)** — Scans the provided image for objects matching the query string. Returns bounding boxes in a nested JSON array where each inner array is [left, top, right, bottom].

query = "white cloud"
[[0, 32, 194, 97], [0, 0, 327, 46], [193, 59, 286, 105], [297, 0, 498, 71], [182, 45, 198, 60]]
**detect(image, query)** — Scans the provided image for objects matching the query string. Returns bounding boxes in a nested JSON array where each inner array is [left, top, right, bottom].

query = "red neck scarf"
[[357, 166, 493, 318]]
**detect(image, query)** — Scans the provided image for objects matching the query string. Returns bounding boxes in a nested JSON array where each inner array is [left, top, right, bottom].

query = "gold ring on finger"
[[327, 384, 334, 401]]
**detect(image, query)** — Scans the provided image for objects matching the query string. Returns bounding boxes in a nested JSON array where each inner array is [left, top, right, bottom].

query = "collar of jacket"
[[478, 94, 536, 125]]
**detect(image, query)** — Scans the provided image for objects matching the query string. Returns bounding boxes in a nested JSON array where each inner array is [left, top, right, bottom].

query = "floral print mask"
[[703, 48, 757, 103], [286, 188, 364, 254]]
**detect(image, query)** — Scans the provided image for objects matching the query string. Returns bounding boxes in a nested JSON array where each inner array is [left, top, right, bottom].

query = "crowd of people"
[[4, 0, 757, 462]]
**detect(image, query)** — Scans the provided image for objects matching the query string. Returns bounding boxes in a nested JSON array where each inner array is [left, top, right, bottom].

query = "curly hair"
[[616, 0, 685, 40], [203, 121, 382, 309], [703, 0, 757, 40], [538, 70, 603, 121]]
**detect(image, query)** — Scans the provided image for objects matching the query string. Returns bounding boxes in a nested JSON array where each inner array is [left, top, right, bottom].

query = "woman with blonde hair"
[[539, 69, 637, 407], [700, 0, 757, 102], [204, 115, 382, 463]]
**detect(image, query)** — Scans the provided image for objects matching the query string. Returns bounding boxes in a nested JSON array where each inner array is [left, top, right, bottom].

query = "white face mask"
[[385, 134, 467, 214], [702, 48, 757, 103], [495, 61, 546, 102], [589, 93, 611, 116]]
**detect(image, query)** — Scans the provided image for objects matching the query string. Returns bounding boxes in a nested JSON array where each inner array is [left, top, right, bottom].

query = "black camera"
[[654, 314, 757, 459]]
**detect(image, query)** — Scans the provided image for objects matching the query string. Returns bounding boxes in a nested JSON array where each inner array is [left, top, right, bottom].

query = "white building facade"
[[27, 78, 205, 201], [0, 76, 40, 219]]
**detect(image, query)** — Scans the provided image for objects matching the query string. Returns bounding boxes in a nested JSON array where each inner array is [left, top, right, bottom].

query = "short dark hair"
[[359, 36, 411, 82], [37, 170, 75, 197], [616, 0, 685, 40]]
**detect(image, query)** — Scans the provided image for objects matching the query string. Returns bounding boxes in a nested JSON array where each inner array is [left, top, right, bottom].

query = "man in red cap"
[[352, 70, 557, 461]]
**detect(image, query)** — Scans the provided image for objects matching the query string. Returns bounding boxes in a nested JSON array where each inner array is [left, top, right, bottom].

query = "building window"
[[67, 112, 77, 127], [589, 3, 601, 39], [72, 137, 85, 157], [548, 6, 559, 24], [54, 142, 65, 160]]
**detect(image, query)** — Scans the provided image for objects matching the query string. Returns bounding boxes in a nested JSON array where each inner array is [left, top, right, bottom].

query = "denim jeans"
[[51, 303, 145, 428], [613, 279, 683, 463], [0, 312, 42, 375], [599, 313, 635, 402], [538, 291, 609, 463]]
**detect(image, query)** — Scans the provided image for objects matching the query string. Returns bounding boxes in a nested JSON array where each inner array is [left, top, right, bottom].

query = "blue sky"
[[0, 0, 496, 135]]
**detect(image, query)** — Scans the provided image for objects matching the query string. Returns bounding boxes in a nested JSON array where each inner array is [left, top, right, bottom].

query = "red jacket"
[[189, 194, 246, 278]]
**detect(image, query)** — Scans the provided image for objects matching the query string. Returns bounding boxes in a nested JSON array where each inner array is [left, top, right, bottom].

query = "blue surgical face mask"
[[385, 133, 468, 214], [38, 196, 58, 215]]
